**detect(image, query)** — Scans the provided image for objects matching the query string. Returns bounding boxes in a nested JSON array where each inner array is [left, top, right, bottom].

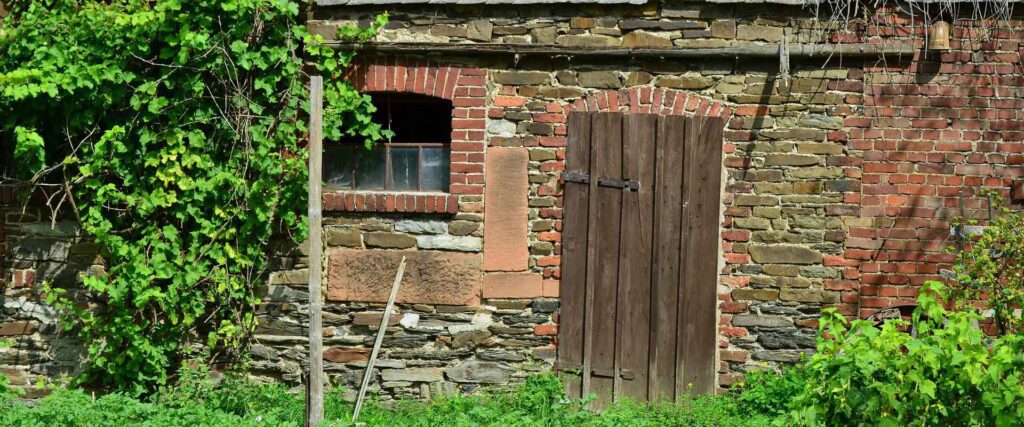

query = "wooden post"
[[353, 257, 407, 422], [306, 76, 325, 427]]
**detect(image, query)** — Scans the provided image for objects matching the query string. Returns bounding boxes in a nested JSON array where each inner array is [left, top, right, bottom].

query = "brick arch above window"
[[324, 57, 487, 214]]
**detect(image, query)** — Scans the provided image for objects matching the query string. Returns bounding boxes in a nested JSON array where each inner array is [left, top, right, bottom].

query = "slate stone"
[[731, 315, 793, 328], [416, 235, 482, 252], [395, 220, 448, 235], [532, 299, 560, 313], [758, 332, 817, 350], [477, 350, 527, 362], [381, 367, 444, 383], [445, 361, 508, 384]]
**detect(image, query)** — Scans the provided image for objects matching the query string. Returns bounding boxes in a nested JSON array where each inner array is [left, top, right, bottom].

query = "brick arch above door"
[[562, 87, 734, 120]]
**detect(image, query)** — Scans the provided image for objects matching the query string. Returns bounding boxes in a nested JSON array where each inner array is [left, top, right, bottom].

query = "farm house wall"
[[2, 0, 1024, 398]]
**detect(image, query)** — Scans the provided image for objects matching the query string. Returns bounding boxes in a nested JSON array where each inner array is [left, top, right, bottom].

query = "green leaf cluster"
[[950, 191, 1024, 335], [789, 282, 1024, 426], [0, 0, 386, 394]]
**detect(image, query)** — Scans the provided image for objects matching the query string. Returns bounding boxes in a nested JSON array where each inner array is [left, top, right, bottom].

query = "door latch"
[[598, 178, 640, 191]]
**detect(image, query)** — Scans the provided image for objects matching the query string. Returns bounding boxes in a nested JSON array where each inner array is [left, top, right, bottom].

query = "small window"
[[324, 93, 452, 192]]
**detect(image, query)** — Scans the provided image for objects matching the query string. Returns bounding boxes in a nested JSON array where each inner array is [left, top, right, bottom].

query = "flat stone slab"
[[327, 248, 482, 305], [483, 147, 530, 272]]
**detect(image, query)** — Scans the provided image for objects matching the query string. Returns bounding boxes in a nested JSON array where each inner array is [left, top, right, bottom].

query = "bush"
[[950, 192, 1024, 335], [735, 365, 808, 419], [0, 370, 769, 426], [789, 282, 1024, 426]]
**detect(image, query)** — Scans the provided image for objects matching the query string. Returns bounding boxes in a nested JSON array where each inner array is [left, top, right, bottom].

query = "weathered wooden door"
[[557, 112, 725, 407]]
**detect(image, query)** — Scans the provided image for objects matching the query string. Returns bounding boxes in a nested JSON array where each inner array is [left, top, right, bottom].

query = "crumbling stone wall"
[[3, 0, 1024, 399]]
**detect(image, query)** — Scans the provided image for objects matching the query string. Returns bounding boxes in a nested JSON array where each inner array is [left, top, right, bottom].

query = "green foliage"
[[0, 1, 386, 394], [950, 191, 1024, 335], [789, 282, 1024, 426], [0, 340, 24, 401], [1, 370, 767, 426], [734, 365, 808, 419]]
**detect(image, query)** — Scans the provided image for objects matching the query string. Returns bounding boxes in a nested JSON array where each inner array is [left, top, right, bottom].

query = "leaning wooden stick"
[[352, 256, 407, 422]]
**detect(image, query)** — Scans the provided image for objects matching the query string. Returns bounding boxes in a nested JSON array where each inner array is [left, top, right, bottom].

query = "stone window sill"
[[323, 190, 457, 214]]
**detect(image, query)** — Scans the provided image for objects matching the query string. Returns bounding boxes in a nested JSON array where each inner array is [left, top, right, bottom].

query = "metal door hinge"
[[561, 171, 590, 184]]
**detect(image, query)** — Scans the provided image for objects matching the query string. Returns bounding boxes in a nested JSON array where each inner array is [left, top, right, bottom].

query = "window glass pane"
[[355, 147, 386, 190], [390, 147, 419, 191], [421, 147, 450, 192], [323, 145, 357, 188]]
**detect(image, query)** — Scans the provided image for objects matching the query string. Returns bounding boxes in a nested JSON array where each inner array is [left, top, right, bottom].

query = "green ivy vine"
[[0, 0, 387, 394]]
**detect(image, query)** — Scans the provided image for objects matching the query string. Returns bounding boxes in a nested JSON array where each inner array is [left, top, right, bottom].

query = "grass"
[[0, 372, 773, 427]]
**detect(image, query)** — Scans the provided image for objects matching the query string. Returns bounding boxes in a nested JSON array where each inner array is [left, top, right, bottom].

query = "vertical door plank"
[[678, 116, 725, 395], [649, 115, 687, 401], [586, 113, 624, 409], [616, 114, 657, 402], [558, 112, 593, 399]]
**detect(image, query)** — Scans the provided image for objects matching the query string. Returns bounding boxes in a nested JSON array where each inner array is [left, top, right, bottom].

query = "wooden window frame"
[[326, 141, 450, 192]]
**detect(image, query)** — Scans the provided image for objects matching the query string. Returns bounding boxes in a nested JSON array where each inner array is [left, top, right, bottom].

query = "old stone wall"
[[2, 0, 1024, 398]]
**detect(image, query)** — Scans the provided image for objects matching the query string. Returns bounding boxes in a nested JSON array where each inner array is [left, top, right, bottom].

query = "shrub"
[[950, 191, 1024, 335], [735, 365, 808, 418], [0, 370, 767, 426], [0, 0, 387, 394], [789, 282, 1024, 426]]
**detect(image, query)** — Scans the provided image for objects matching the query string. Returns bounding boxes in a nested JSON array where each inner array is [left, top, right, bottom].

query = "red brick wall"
[[849, 23, 1024, 318]]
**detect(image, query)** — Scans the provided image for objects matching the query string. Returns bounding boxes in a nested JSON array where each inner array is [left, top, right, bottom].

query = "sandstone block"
[[492, 71, 551, 85], [736, 25, 784, 42], [531, 26, 557, 44], [447, 220, 480, 236], [484, 147, 530, 271], [576, 71, 622, 89], [619, 20, 706, 31], [710, 20, 737, 38], [326, 227, 362, 247], [466, 20, 493, 42], [656, 75, 714, 89], [555, 35, 619, 47], [364, 232, 417, 249], [748, 245, 823, 265], [780, 288, 839, 303], [482, 273, 543, 298], [621, 31, 672, 48], [0, 322, 34, 336], [327, 249, 482, 305], [732, 288, 780, 301], [323, 347, 369, 363]]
